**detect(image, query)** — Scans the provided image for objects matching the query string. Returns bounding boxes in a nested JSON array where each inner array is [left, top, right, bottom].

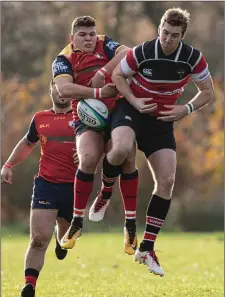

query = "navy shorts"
[[31, 176, 74, 223], [110, 98, 176, 158], [75, 120, 111, 144]]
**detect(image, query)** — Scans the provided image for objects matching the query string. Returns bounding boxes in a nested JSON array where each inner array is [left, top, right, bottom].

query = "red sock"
[[119, 170, 138, 221], [73, 169, 94, 217], [25, 268, 39, 288]]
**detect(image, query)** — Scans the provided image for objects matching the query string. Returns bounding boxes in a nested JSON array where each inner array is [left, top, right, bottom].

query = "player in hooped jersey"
[[52, 16, 138, 255], [106, 8, 213, 276], [1, 80, 78, 297]]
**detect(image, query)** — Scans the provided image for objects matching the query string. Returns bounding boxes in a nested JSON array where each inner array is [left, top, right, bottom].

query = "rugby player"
[[1, 79, 77, 297], [52, 16, 138, 255], [108, 7, 214, 276]]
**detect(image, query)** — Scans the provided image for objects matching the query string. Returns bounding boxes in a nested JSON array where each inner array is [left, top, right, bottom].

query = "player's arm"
[[112, 49, 137, 102], [112, 47, 157, 113], [1, 117, 38, 184], [187, 67, 214, 113], [158, 55, 214, 122], [90, 37, 130, 87], [52, 56, 116, 100]]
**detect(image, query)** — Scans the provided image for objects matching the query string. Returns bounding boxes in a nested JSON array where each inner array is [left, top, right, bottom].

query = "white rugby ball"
[[77, 99, 109, 129]]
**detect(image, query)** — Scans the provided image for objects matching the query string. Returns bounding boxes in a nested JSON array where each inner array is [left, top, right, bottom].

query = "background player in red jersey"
[[102, 8, 214, 276], [52, 16, 138, 254], [1, 79, 77, 297]]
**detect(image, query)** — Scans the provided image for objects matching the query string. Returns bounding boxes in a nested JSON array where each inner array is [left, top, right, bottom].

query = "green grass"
[[2, 231, 224, 297]]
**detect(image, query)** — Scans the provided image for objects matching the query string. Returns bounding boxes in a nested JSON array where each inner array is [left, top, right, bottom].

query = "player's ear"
[[158, 25, 160, 36]]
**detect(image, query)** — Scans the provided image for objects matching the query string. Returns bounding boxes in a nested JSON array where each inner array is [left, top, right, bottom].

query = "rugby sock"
[[100, 156, 122, 200], [139, 195, 171, 251], [25, 268, 39, 288], [73, 169, 94, 218], [119, 170, 138, 224]]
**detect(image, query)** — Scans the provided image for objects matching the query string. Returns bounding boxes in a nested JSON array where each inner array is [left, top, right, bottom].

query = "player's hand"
[[101, 83, 118, 98], [73, 147, 79, 165], [131, 97, 158, 114], [157, 105, 189, 122], [1, 167, 12, 184], [89, 71, 105, 88]]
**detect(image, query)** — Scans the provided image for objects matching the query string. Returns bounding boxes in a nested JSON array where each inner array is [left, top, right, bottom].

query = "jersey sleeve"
[[120, 44, 143, 76], [26, 116, 39, 143], [191, 53, 211, 83], [52, 56, 73, 80], [103, 36, 122, 59]]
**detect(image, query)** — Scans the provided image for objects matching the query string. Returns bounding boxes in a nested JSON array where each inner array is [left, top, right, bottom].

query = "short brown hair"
[[71, 16, 96, 35], [160, 8, 190, 36]]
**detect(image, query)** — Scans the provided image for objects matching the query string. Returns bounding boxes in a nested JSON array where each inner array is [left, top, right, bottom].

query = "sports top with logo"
[[52, 36, 122, 122], [120, 38, 210, 116], [111, 38, 211, 158], [26, 109, 76, 183]]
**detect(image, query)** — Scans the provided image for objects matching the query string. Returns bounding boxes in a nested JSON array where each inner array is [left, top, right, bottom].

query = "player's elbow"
[[112, 69, 123, 84], [111, 71, 118, 84], [55, 83, 70, 97], [206, 88, 214, 103]]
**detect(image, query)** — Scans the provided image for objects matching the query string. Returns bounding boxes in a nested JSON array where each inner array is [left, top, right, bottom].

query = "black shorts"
[[31, 176, 74, 223], [111, 98, 176, 158], [75, 120, 111, 144]]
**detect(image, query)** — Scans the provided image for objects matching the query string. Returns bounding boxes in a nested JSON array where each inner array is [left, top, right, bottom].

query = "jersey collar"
[[50, 108, 72, 114], [156, 38, 183, 61]]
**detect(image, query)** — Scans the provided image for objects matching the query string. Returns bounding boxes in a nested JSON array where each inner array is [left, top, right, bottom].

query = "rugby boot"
[[60, 217, 82, 249], [135, 249, 164, 276], [124, 220, 137, 255], [89, 192, 110, 222], [21, 284, 35, 297]]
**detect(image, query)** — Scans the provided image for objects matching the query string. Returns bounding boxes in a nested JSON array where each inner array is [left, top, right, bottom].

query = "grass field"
[[2, 231, 224, 297]]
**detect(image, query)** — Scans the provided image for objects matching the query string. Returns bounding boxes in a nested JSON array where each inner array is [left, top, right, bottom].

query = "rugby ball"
[[77, 99, 109, 129]]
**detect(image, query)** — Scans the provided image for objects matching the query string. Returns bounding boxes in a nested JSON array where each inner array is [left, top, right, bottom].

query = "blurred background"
[[1, 1, 224, 233]]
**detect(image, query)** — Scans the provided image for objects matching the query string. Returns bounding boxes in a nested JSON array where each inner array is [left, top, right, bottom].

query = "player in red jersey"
[[1, 80, 77, 297], [52, 16, 138, 254], [104, 8, 213, 276]]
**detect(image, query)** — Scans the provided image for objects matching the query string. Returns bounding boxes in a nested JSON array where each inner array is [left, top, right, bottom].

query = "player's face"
[[159, 22, 183, 55], [50, 84, 70, 108], [71, 27, 97, 53]]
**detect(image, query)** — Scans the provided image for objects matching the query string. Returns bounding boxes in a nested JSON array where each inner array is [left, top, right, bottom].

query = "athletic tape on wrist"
[[187, 102, 194, 113], [185, 104, 191, 114], [94, 88, 102, 99], [98, 67, 108, 78], [3, 162, 13, 169]]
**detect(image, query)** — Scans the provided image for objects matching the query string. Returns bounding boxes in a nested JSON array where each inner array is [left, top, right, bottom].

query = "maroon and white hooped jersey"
[[120, 38, 211, 116]]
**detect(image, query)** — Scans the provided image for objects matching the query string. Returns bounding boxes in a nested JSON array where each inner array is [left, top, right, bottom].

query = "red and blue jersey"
[[52, 36, 123, 121], [120, 38, 211, 116], [26, 109, 76, 183]]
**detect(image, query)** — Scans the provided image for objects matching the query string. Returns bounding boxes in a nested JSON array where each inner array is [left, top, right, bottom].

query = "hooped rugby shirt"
[[120, 38, 211, 115]]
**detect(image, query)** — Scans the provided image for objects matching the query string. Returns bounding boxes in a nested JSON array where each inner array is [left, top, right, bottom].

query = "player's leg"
[[119, 142, 139, 255], [104, 99, 139, 193], [61, 124, 104, 249], [55, 217, 70, 260], [21, 176, 60, 296], [89, 98, 139, 223], [88, 141, 139, 255], [21, 209, 57, 297], [135, 120, 176, 276], [55, 182, 73, 259]]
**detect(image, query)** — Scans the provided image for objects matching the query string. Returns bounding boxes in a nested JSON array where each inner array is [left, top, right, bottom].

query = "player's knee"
[[110, 145, 132, 164], [79, 153, 100, 171], [156, 174, 175, 192], [30, 234, 50, 250]]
